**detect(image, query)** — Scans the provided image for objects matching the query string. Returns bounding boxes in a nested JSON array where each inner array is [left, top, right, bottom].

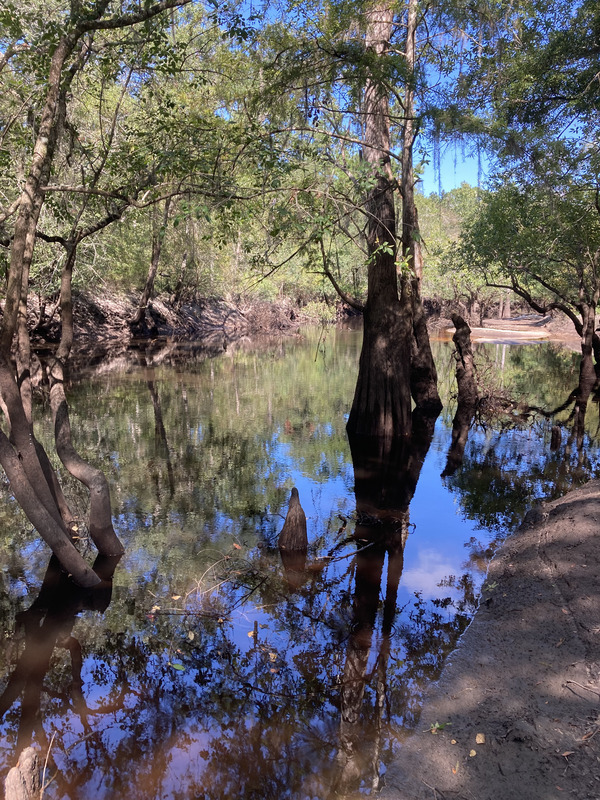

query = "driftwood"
[[4, 747, 40, 800], [278, 488, 308, 551]]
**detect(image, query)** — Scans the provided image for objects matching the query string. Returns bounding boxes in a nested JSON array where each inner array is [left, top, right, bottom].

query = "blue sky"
[[419, 144, 488, 196]]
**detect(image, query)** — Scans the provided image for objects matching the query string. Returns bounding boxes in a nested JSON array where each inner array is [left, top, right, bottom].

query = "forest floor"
[[381, 480, 600, 800]]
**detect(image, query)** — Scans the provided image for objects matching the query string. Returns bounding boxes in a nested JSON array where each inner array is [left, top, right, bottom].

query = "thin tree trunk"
[[401, 0, 441, 412], [572, 303, 598, 446], [130, 196, 172, 329], [47, 244, 124, 556]]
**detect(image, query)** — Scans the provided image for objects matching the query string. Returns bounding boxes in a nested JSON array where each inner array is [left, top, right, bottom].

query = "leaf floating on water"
[[187, 631, 195, 641], [150, 605, 160, 613], [232, 543, 242, 550], [169, 662, 185, 671], [248, 631, 255, 638], [172, 595, 181, 600], [268, 652, 277, 662]]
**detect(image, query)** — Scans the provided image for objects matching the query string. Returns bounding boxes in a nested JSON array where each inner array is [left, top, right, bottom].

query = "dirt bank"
[[28, 291, 318, 375], [382, 481, 600, 800]]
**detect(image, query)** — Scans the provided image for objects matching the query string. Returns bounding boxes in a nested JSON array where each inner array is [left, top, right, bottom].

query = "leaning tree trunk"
[[347, 4, 413, 439], [47, 243, 124, 557], [0, 35, 103, 587]]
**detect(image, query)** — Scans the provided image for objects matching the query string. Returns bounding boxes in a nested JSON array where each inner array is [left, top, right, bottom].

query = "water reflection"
[[334, 409, 438, 794], [1, 331, 600, 798], [1, 555, 119, 773]]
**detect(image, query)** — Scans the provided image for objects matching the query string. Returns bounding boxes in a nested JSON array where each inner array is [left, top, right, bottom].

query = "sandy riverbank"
[[381, 480, 600, 800]]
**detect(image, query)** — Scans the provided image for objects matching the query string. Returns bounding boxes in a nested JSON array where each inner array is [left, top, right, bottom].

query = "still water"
[[0, 328, 598, 799]]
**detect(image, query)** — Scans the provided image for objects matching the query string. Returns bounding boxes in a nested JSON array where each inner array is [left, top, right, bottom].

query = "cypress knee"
[[278, 488, 308, 551]]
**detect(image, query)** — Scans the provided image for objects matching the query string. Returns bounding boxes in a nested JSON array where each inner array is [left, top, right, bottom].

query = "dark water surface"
[[1, 328, 599, 799]]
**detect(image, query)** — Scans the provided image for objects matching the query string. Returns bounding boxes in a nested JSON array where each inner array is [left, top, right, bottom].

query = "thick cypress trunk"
[[347, 0, 440, 438], [347, 5, 413, 439]]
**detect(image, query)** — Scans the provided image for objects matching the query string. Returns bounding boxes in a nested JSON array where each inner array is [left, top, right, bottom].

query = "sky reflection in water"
[[0, 330, 599, 799]]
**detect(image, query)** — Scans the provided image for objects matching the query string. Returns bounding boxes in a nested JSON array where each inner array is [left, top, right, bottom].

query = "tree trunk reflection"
[[333, 409, 438, 794], [0, 555, 120, 766]]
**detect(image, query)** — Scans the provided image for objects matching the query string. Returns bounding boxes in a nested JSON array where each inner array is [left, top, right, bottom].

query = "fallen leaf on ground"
[[475, 733, 486, 745], [469, 750, 477, 757]]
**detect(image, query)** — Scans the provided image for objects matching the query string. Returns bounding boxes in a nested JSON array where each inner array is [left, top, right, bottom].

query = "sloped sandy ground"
[[382, 481, 600, 800]]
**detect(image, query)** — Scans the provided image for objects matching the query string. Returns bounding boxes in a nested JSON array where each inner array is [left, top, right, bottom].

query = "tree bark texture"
[[347, 4, 413, 439], [278, 487, 308, 551], [347, 0, 441, 438], [4, 748, 39, 800]]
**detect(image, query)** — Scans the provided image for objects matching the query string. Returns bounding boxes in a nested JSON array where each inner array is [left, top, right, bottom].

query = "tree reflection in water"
[[334, 410, 438, 795], [1, 554, 120, 790], [2, 334, 600, 798]]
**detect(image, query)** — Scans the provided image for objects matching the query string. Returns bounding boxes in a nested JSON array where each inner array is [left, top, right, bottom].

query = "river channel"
[[0, 327, 598, 799]]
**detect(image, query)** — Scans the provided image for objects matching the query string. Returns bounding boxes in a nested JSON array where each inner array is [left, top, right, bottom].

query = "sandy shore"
[[381, 481, 600, 800]]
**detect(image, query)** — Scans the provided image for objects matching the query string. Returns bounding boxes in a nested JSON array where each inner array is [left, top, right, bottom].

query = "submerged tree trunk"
[[347, 4, 413, 439], [0, 29, 126, 584], [442, 314, 480, 477], [0, 36, 104, 587], [572, 304, 598, 446], [347, 0, 440, 439]]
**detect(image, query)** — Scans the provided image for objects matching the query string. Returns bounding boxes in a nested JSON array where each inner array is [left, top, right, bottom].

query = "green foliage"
[[454, 179, 600, 325]]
